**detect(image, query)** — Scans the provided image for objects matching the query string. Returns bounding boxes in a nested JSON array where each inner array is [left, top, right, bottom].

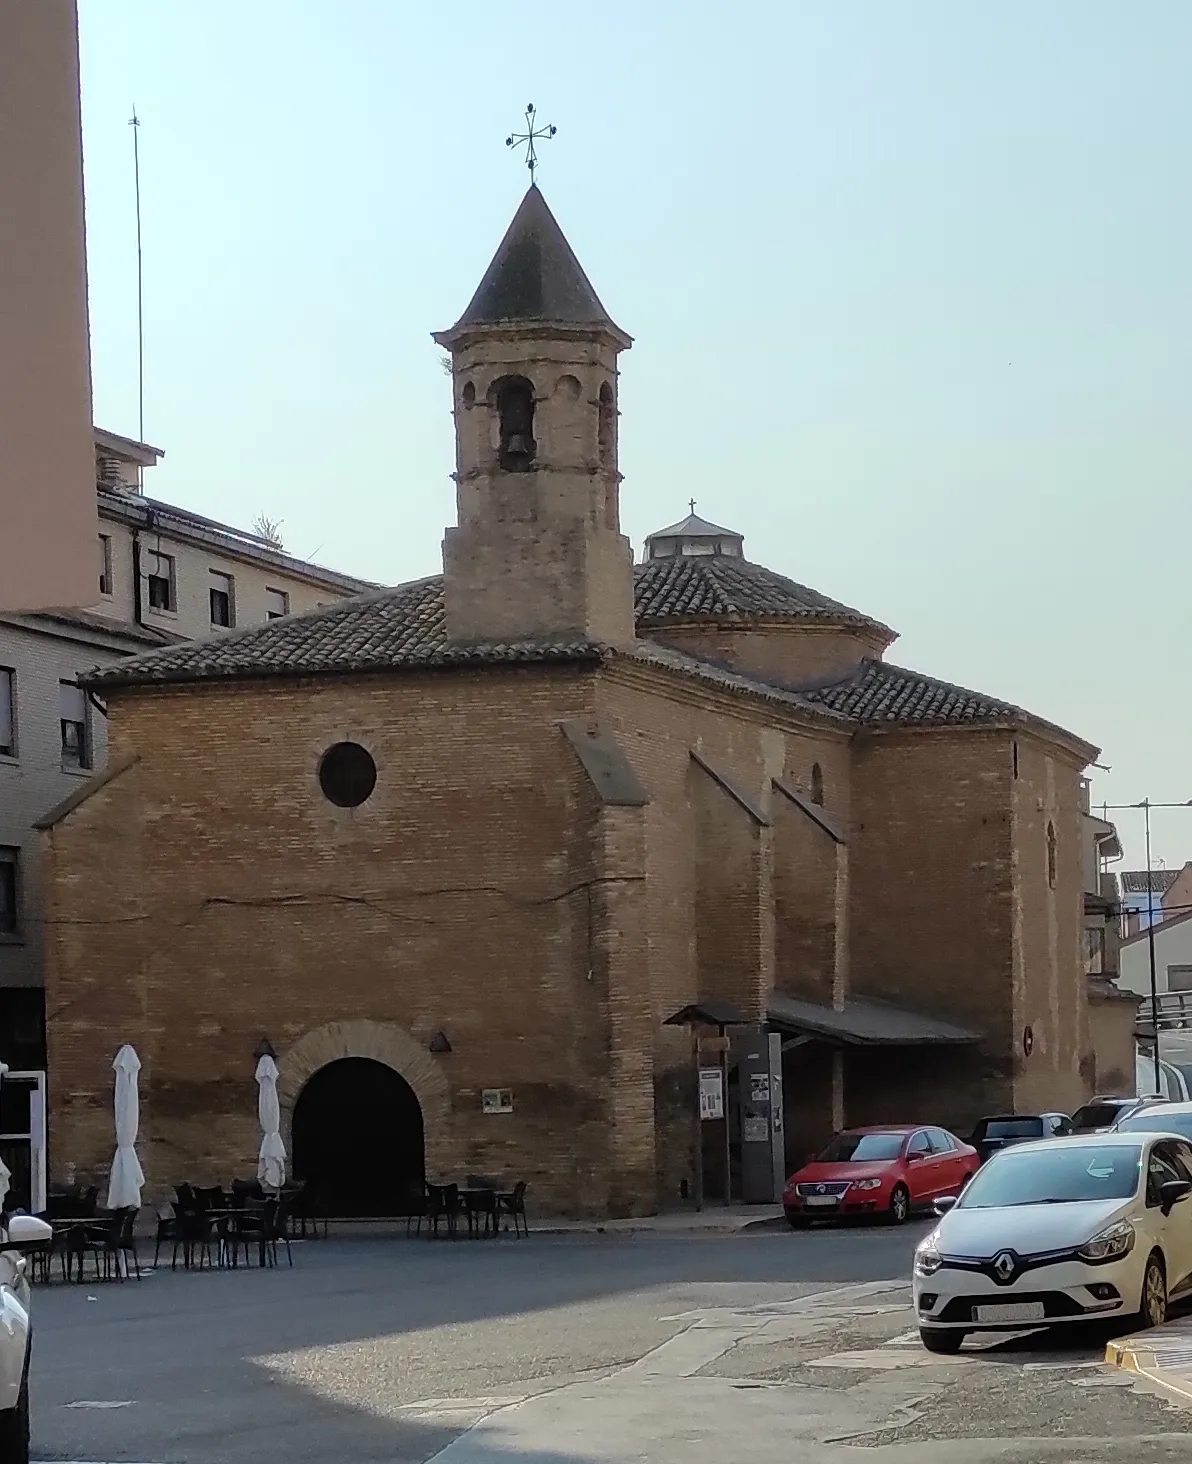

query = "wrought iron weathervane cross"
[[506, 103, 556, 186]]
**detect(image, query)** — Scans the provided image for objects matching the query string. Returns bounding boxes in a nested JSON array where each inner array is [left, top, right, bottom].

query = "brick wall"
[[45, 665, 678, 1216], [598, 662, 850, 1205], [849, 728, 1019, 1124], [1010, 733, 1094, 1114], [649, 623, 889, 685]]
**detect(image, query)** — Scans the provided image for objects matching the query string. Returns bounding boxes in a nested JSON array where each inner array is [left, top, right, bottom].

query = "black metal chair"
[[80, 1209, 140, 1281], [496, 1182, 529, 1237], [406, 1181, 429, 1237], [464, 1187, 498, 1239], [153, 1204, 180, 1270], [172, 1204, 215, 1271], [426, 1183, 461, 1239], [264, 1197, 294, 1269]]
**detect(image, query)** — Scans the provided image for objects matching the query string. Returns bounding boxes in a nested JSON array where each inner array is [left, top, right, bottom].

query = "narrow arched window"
[[811, 763, 824, 806], [598, 381, 615, 469], [496, 376, 536, 471], [1047, 820, 1057, 889]]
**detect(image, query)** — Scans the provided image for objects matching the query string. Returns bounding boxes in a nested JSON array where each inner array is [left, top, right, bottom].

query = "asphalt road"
[[25, 1221, 1192, 1464]]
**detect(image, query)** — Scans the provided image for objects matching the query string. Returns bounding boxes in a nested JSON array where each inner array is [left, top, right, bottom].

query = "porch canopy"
[[767, 992, 981, 1047]]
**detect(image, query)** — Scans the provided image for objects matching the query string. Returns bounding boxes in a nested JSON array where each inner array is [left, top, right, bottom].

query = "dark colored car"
[[969, 1112, 1072, 1164], [783, 1124, 980, 1227], [1070, 1095, 1167, 1134]]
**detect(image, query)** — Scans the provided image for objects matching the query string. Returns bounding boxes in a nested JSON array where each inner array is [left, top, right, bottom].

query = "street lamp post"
[[1101, 798, 1192, 1094]]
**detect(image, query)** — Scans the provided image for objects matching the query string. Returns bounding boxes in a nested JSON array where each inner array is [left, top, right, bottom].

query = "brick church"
[[41, 186, 1101, 1217]]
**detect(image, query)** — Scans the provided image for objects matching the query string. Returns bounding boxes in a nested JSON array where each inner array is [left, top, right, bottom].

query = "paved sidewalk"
[[1106, 1316, 1192, 1404], [534, 1204, 786, 1235]]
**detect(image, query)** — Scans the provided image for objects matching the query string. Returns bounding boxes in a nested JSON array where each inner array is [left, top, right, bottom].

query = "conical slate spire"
[[450, 186, 620, 331]]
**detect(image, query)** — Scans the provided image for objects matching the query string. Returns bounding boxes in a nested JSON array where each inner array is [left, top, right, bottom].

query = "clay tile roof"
[[450, 186, 617, 331], [83, 577, 605, 689], [633, 554, 893, 637], [1121, 869, 1180, 896], [792, 658, 1095, 752], [796, 658, 1022, 726]]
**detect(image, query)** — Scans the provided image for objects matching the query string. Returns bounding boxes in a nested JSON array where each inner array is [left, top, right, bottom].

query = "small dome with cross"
[[643, 503, 744, 560]]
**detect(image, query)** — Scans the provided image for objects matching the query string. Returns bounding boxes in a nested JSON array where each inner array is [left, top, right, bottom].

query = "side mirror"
[[1, 1214, 52, 1251], [933, 1196, 958, 1216], [1159, 1179, 1192, 1215]]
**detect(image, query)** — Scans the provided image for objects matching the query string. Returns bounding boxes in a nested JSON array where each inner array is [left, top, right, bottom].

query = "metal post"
[[692, 1033, 704, 1212], [1145, 799, 1161, 1092], [720, 1028, 732, 1206]]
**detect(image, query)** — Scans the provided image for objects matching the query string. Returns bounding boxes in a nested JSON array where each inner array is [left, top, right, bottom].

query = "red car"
[[783, 1124, 979, 1227]]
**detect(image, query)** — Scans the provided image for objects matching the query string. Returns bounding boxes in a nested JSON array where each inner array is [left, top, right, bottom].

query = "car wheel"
[[786, 1213, 809, 1230], [887, 1184, 910, 1225], [920, 1328, 965, 1354], [1138, 1252, 1168, 1331], [0, 1367, 30, 1464]]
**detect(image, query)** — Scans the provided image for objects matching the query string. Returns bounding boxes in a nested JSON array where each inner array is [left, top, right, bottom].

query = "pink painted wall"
[[0, 0, 97, 612]]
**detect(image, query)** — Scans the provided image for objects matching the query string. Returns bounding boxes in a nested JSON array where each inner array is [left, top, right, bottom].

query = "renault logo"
[[993, 1251, 1017, 1284]]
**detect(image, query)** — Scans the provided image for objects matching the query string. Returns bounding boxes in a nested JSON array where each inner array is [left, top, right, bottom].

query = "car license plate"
[[804, 1195, 840, 1208], [973, 1302, 1045, 1324]]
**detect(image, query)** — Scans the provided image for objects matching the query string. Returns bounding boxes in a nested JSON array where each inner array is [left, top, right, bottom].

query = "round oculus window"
[[318, 741, 377, 808]]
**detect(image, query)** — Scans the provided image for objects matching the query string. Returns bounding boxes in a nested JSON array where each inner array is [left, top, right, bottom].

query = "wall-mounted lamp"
[[253, 1036, 277, 1062], [428, 1031, 452, 1054]]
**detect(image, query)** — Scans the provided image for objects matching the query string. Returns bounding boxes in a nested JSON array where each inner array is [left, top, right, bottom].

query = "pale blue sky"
[[77, 2, 1192, 866]]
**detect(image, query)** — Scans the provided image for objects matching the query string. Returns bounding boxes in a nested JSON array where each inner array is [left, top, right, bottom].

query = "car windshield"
[[960, 1144, 1140, 1208], [817, 1133, 904, 1162], [974, 1117, 1044, 1140], [1071, 1102, 1128, 1131], [1117, 1110, 1192, 1141]]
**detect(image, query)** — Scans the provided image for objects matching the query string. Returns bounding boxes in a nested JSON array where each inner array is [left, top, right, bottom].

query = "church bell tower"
[[435, 186, 636, 647]]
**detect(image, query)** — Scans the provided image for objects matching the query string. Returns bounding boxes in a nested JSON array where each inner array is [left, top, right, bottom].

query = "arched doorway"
[[291, 1057, 425, 1217]]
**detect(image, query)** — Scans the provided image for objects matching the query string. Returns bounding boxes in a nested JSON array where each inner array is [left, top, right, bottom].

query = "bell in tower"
[[496, 376, 536, 472]]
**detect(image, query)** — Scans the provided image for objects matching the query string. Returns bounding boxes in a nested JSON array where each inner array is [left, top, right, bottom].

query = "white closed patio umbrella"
[[0, 1062, 10, 1211], [256, 1055, 286, 1191], [105, 1044, 145, 1211]]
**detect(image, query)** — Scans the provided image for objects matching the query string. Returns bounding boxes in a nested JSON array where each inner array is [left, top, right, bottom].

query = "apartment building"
[[0, 430, 376, 1067]]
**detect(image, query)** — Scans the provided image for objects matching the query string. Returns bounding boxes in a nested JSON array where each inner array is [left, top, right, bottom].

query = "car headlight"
[[853, 1178, 883, 1191], [915, 1234, 943, 1276], [1077, 1220, 1135, 1265]]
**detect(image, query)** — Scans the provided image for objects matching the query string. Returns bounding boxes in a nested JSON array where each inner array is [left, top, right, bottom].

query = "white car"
[[0, 1214, 51, 1464], [913, 1133, 1192, 1352]]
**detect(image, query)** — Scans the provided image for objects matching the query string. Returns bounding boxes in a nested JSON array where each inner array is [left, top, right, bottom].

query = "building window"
[[98, 534, 113, 596], [1168, 965, 1192, 994], [0, 668, 13, 758], [59, 680, 91, 771], [318, 742, 377, 808], [209, 570, 235, 628], [265, 587, 290, 621], [1047, 820, 1057, 889], [144, 550, 176, 612], [811, 763, 825, 806], [0, 847, 17, 936], [495, 375, 536, 472], [1012, 740, 1019, 779]]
